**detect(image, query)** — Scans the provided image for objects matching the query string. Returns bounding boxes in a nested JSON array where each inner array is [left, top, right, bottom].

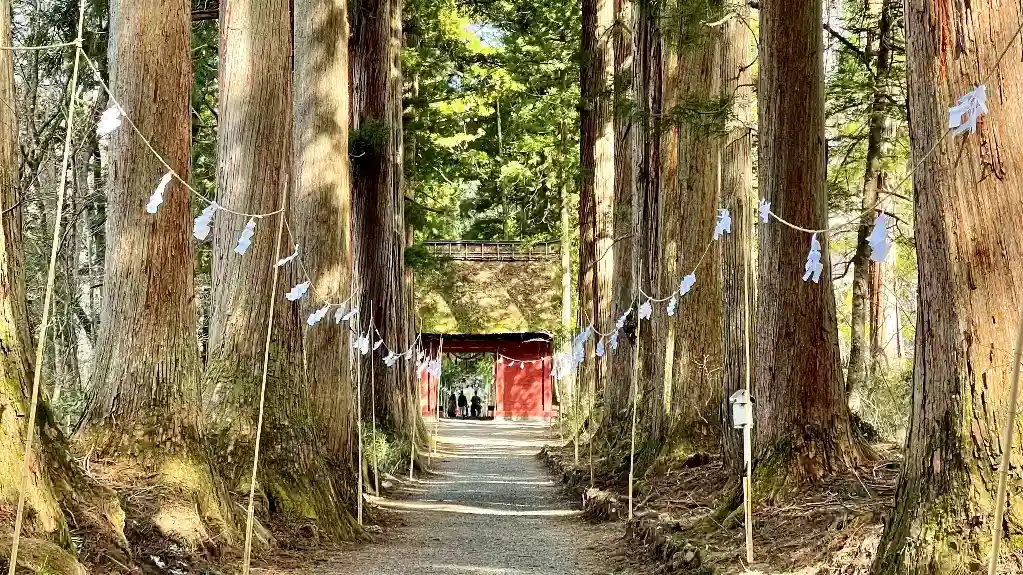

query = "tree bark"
[[664, 22, 723, 454], [872, 3, 1023, 572], [205, 0, 351, 537], [755, 0, 867, 489], [634, 2, 666, 448], [0, 0, 65, 541], [83, 0, 233, 544], [846, 0, 894, 403], [719, 6, 754, 476], [351, 0, 420, 440], [579, 0, 614, 415], [603, 0, 636, 439], [292, 0, 357, 492]]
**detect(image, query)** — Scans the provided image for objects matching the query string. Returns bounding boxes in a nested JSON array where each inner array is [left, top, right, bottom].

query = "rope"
[[240, 175, 289, 575], [0, 40, 79, 51], [7, 2, 85, 570], [79, 52, 283, 220]]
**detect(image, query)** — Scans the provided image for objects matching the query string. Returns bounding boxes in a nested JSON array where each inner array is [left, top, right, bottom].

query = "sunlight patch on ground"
[[368, 496, 579, 517]]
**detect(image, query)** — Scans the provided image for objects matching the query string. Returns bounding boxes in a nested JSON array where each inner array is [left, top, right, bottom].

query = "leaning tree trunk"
[[205, 0, 351, 538], [754, 0, 867, 490], [602, 0, 636, 442], [83, 0, 233, 544], [292, 0, 358, 505], [351, 0, 420, 441], [871, 3, 1023, 573], [719, 4, 754, 476], [846, 0, 894, 403], [579, 0, 614, 417], [664, 21, 723, 455]]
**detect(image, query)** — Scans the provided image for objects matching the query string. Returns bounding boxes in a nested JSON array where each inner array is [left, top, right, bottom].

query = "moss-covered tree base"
[[872, 477, 1023, 575], [203, 362, 360, 545], [753, 426, 874, 501], [80, 419, 236, 554]]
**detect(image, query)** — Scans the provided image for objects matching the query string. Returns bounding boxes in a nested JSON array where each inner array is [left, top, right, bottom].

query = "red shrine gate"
[[419, 332, 556, 420]]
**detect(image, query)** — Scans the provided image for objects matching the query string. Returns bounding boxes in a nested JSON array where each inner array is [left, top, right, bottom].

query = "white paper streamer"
[[638, 300, 653, 321], [275, 245, 300, 267], [866, 213, 892, 262], [713, 209, 732, 240], [146, 173, 173, 214], [679, 273, 696, 296], [193, 203, 218, 241], [949, 85, 988, 135], [234, 217, 257, 255], [595, 339, 605, 358], [758, 199, 771, 223], [667, 295, 678, 316], [97, 106, 122, 136], [616, 309, 631, 330], [307, 304, 331, 326], [286, 281, 311, 301], [609, 330, 620, 350], [803, 233, 824, 283]]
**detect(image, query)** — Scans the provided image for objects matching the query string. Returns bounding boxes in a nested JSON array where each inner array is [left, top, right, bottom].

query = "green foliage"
[[350, 120, 392, 158], [404, 0, 580, 244]]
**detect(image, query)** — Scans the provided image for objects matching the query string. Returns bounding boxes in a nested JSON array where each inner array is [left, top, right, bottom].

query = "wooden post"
[[370, 328, 379, 496], [628, 319, 642, 519], [742, 213, 754, 564], [356, 331, 364, 525]]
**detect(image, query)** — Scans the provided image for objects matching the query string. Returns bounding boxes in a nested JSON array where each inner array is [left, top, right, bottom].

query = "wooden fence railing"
[[423, 241, 560, 262]]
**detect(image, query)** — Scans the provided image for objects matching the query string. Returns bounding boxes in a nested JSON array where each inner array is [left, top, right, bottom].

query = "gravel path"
[[311, 419, 633, 575]]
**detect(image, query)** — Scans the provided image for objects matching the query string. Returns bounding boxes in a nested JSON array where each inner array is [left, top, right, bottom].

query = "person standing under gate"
[[447, 391, 457, 418], [457, 390, 468, 418], [470, 390, 482, 418]]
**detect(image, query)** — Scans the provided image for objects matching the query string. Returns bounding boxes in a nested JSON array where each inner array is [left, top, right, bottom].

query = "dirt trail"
[[308, 419, 633, 575]]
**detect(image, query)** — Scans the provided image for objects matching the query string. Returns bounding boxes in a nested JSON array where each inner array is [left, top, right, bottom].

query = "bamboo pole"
[[987, 306, 1023, 575], [742, 197, 755, 565], [241, 172, 290, 575], [628, 319, 642, 520], [356, 314, 364, 525], [8, 5, 85, 571], [370, 318, 380, 496]]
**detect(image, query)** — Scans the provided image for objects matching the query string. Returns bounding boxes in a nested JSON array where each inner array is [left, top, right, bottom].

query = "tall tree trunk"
[[719, 5, 754, 476], [0, 0, 65, 542], [872, 3, 1023, 572], [635, 2, 665, 447], [292, 0, 357, 496], [603, 0, 635, 438], [846, 0, 894, 403], [205, 0, 351, 537], [83, 0, 232, 543], [664, 19, 723, 454], [755, 0, 866, 488], [579, 0, 614, 418], [559, 119, 576, 423], [351, 0, 419, 440]]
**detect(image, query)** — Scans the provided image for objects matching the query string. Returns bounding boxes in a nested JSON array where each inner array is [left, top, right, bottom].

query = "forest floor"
[[541, 439, 903, 574], [258, 419, 638, 575]]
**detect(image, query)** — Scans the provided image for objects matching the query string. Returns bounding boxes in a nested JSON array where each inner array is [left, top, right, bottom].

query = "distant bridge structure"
[[423, 240, 560, 263]]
